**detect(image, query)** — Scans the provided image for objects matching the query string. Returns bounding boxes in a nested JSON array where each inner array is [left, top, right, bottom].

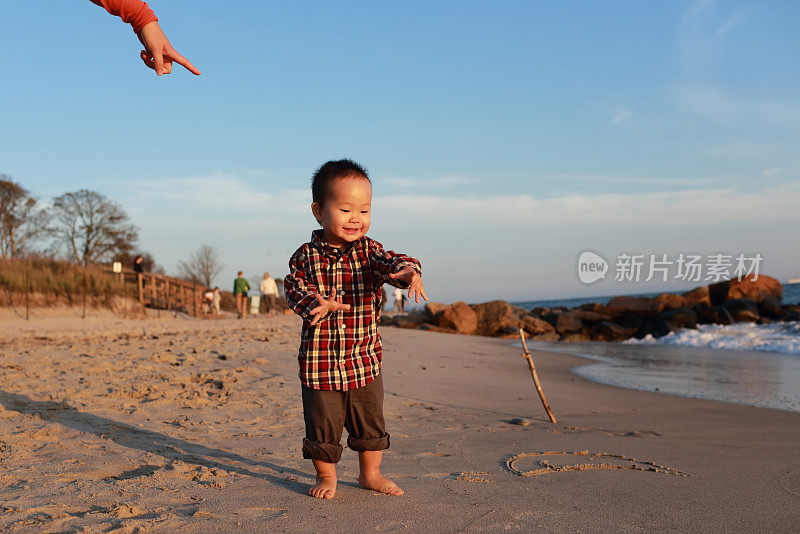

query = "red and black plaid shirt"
[[284, 230, 422, 391]]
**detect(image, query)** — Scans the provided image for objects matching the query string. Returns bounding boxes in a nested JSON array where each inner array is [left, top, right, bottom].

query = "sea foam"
[[624, 321, 800, 355]]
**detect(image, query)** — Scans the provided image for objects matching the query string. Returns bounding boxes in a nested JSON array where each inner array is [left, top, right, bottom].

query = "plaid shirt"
[[284, 230, 422, 391]]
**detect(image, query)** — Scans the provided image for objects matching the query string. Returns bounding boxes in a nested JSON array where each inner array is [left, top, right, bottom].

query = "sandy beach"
[[1, 311, 798, 532]]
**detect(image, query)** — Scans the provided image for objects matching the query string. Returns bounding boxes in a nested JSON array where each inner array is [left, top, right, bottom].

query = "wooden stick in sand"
[[518, 328, 557, 423]]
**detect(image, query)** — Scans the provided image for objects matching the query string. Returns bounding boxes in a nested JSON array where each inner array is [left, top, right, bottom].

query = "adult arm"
[[89, 0, 200, 75]]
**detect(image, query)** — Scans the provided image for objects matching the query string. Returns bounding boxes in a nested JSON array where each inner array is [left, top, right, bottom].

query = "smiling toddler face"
[[313, 174, 372, 248]]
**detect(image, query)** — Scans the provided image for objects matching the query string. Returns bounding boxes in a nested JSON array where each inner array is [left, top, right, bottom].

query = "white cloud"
[[530, 172, 714, 187], [610, 109, 632, 125], [376, 182, 800, 225], [129, 174, 309, 218], [670, 84, 800, 128], [714, 11, 744, 39], [762, 168, 781, 177], [385, 175, 475, 188]]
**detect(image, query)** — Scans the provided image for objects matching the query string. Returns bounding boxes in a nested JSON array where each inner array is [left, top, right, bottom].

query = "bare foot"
[[308, 475, 337, 499], [359, 472, 404, 495]]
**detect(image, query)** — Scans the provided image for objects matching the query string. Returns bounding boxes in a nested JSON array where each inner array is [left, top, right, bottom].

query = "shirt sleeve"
[[90, 0, 159, 34], [284, 248, 324, 321], [369, 240, 422, 289]]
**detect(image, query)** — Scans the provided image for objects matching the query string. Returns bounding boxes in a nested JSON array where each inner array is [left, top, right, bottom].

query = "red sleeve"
[[90, 0, 158, 34]]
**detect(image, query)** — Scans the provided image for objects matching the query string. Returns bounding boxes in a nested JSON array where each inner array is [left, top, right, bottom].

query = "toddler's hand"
[[389, 266, 428, 304], [138, 21, 201, 76], [309, 289, 351, 325]]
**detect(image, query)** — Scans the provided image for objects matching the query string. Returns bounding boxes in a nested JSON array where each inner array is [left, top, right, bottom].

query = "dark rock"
[[418, 324, 458, 334], [694, 305, 726, 325], [720, 298, 760, 322], [562, 332, 591, 343], [637, 319, 672, 339], [554, 311, 583, 335], [591, 321, 637, 342], [521, 315, 555, 336], [424, 302, 450, 322], [578, 302, 607, 312], [395, 319, 423, 329], [785, 310, 800, 322], [658, 308, 697, 331], [498, 325, 522, 338], [757, 296, 785, 319], [572, 309, 613, 323], [510, 305, 530, 318], [530, 332, 560, 342], [439, 302, 478, 335], [470, 300, 514, 336], [655, 293, 686, 313], [682, 286, 711, 307], [708, 274, 782, 306], [617, 315, 643, 331], [606, 296, 659, 317]]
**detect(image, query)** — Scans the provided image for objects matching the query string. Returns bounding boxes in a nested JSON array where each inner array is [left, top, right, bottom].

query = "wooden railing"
[[113, 269, 208, 317]]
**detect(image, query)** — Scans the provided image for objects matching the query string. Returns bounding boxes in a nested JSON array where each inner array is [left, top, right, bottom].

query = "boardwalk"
[[115, 269, 208, 317]]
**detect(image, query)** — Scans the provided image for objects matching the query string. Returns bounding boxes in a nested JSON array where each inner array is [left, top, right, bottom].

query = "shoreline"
[[0, 312, 798, 531], [527, 340, 800, 414]]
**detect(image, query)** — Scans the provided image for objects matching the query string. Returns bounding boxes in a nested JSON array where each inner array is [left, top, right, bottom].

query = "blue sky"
[[1, 1, 798, 303]]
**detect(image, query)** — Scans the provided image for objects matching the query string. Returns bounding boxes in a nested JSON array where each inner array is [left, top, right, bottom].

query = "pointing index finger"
[[169, 48, 201, 75]]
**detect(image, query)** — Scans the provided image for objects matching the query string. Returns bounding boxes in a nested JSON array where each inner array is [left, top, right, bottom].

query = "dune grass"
[[0, 256, 134, 305]]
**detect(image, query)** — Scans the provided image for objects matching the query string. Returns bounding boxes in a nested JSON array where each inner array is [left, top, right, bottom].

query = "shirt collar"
[[310, 229, 363, 261]]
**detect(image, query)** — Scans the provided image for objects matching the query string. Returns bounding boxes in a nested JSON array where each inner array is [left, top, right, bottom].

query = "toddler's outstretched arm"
[[389, 266, 428, 304], [285, 249, 349, 324], [369, 241, 427, 303]]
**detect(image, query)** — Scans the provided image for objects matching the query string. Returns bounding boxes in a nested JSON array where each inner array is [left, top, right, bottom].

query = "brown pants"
[[235, 293, 248, 319], [261, 294, 276, 313], [301, 373, 389, 463]]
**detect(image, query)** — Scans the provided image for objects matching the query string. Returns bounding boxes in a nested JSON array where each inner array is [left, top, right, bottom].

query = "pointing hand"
[[138, 21, 201, 76]]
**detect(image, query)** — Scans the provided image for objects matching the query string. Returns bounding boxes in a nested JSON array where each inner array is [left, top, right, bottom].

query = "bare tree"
[[0, 175, 47, 257], [177, 244, 223, 287], [48, 189, 138, 266]]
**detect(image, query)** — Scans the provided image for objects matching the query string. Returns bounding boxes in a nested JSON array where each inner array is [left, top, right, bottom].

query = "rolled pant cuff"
[[302, 438, 343, 463], [347, 433, 390, 452]]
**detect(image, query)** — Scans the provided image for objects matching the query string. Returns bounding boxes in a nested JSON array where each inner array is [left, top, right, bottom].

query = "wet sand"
[[0, 310, 798, 532]]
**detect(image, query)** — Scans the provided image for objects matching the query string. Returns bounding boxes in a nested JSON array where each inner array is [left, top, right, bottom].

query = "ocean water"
[[517, 282, 800, 413], [527, 340, 800, 413]]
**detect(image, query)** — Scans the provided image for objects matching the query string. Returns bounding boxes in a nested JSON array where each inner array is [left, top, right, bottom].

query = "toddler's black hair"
[[311, 159, 370, 205]]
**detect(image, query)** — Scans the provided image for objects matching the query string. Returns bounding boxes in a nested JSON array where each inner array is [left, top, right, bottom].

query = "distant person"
[[393, 287, 404, 313], [233, 271, 250, 319], [203, 288, 215, 315], [260, 272, 280, 318], [283, 159, 427, 500], [380, 286, 387, 312], [133, 255, 144, 274], [90, 0, 201, 76], [212, 286, 221, 315]]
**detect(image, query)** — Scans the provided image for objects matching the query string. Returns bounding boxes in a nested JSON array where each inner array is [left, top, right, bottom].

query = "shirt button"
[[340, 324, 346, 330], [339, 290, 345, 296]]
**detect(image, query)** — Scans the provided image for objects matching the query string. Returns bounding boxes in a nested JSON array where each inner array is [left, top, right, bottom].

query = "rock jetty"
[[381, 274, 800, 342]]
